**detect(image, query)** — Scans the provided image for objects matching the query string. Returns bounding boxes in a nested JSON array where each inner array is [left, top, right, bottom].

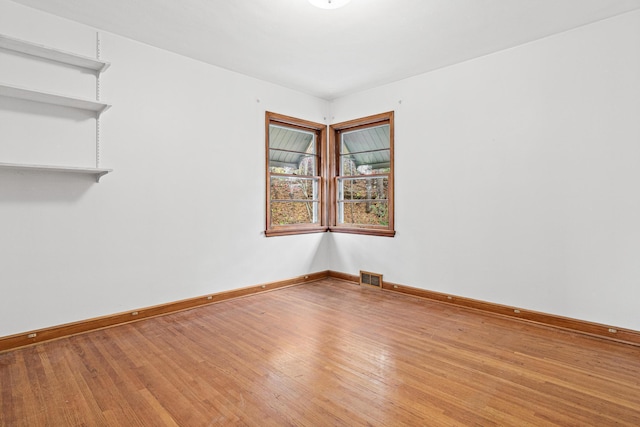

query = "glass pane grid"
[[340, 151, 390, 176], [269, 124, 316, 153], [270, 176, 318, 201], [271, 201, 319, 226], [337, 176, 388, 201], [270, 175, 319, 225], [269, 150, 318, 176], [337, 200, 389, 226], [337, 175, 389, 226]]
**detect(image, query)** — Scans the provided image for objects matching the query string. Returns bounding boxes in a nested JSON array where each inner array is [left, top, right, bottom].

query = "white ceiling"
[[9, 0, 640, 100]]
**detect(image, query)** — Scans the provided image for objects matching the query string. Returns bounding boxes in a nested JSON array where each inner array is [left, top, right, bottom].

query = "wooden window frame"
[[265, 112, 327, 237], [329, 111, 395, 237]]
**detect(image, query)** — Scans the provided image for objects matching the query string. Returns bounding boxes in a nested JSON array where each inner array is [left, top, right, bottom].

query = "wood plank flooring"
[[1, 279, 639, 426]]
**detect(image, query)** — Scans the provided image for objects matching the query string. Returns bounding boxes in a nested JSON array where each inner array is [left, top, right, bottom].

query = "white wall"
[[2, 1, 639, 337], [329, 10, 640, 330], [0, 0, 330, 337]]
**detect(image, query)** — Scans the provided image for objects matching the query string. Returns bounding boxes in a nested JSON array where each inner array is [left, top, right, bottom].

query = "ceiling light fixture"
[[309, 0, 351, 10]]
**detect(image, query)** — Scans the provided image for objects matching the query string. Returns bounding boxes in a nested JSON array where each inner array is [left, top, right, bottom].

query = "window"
[[265, 111, 394, 238], [330, 112, 395, 237], [265, 112, 327, 237]]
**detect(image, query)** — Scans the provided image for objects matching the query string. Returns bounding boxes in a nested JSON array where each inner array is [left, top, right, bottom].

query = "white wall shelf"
[[0, 34, 110, 73], [1, 32, 112, 183], [0, 83, 110, 114], [0, 162, 112, 182]]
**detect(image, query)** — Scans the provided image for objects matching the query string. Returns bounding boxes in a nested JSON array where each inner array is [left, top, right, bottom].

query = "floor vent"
[[360, 271, 383, 288]]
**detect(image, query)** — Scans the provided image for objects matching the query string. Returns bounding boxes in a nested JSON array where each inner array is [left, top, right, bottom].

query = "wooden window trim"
[[329, 111, 395, 237], [265, 112, 327, 237]]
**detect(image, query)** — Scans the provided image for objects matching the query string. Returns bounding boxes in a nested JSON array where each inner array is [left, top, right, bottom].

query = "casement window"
[[330, 112, 395, 237], [265, 112, 327, 237]]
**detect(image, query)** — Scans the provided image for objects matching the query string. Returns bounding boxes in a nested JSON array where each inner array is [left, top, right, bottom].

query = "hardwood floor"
[[1, 279, 639, 426]]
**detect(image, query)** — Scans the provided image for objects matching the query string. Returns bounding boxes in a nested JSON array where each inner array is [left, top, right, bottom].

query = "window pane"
[[270, 177, 318, 201], [271, 201, 319, 225], [337, 177, 389, 226], [269, 150, 317, 175], [340, 152, 390, 176], [338, 201, 389, 226], [338, 177, 388, 201], [340, 124, 390, 175], [269, 125, 315, 153]]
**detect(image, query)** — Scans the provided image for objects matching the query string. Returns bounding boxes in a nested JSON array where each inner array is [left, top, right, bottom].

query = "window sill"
[[265, 226, 329, 237], [329, 227, 396, 237]]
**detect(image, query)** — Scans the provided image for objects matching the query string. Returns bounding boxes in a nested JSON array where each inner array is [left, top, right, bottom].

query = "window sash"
[[336, 175, 389, 227], [329, 111, 395, 237], [265, 112, 326, 237]]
